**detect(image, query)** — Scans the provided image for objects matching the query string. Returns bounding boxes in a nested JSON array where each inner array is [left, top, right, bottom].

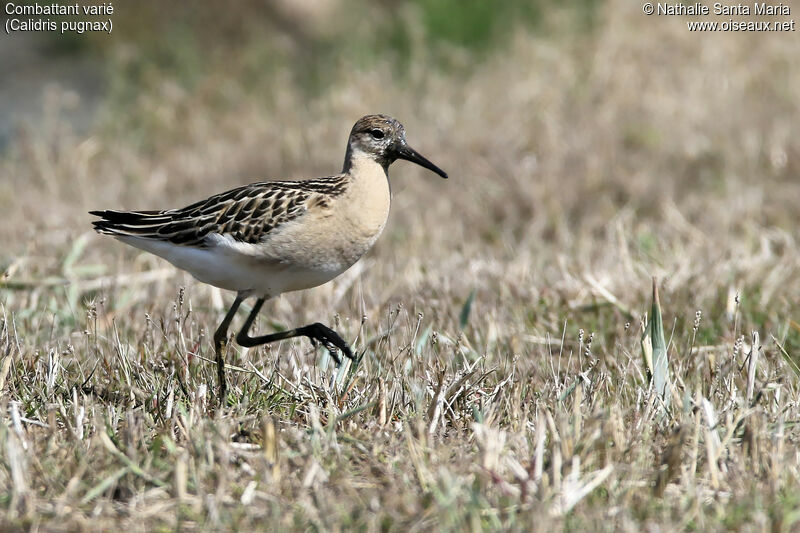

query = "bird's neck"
[[342, 145, 389, 175], [344, 148, 392, 214], [343, 149, 389, 191]]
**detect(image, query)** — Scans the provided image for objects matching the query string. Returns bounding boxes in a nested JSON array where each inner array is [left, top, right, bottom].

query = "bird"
[[90, 114, 448, 404]]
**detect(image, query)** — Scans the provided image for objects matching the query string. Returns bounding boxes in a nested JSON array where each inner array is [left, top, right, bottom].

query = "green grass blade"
[[459, 289, 476, 330], [335, 401, 376, 423], [415, 323, 433, 356], [651, 278, 670, 406], [773, 334, 800, 378], [80, 466, 130, 504]]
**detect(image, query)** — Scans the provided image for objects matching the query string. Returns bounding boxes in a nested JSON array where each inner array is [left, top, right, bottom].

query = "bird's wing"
[[91, 176, 348, 247]]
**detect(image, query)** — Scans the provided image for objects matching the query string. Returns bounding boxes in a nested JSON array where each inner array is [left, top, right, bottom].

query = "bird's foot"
[[305, 323, 353, 365]]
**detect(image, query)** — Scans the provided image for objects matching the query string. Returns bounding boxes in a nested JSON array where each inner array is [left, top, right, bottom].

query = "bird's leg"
[[236, 298, 354, 364], [213, 295, 243, 405]]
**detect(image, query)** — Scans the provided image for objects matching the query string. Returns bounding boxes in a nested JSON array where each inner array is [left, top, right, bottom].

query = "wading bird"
[[91, 114, 447, 403]]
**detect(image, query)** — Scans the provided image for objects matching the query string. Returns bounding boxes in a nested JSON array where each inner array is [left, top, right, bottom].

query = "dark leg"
[[235, 298, 354, 363], [213, 295, 243, 405]]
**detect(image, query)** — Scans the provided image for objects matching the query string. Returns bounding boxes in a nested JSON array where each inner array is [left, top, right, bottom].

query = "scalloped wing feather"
[[91, 176, 348, 247]]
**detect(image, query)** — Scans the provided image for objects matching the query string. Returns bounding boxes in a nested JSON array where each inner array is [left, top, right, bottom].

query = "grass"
[[2, 0, 800, 530]]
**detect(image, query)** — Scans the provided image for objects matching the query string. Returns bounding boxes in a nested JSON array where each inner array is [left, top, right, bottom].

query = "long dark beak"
[[396, 144, 448, 179]]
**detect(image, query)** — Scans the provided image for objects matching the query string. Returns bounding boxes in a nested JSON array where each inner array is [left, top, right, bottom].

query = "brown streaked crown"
[[350, 114, 404, 138]]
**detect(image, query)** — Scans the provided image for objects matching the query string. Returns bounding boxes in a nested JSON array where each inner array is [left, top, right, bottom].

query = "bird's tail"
[[90, 209, 174, 238]]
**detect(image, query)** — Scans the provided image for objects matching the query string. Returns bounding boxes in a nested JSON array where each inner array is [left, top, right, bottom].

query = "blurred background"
[[1, 0, 798, 348]]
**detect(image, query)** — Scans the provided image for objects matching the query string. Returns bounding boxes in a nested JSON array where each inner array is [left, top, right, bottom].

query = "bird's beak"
[[396, 144, 448, 179]]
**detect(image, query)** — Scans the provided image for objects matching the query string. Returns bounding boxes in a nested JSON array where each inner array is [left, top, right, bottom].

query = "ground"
[[1, 1, 799, 530]]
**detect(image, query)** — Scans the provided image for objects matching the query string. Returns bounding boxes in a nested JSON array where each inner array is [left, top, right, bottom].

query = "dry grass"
[[2, 1, 800, 530]]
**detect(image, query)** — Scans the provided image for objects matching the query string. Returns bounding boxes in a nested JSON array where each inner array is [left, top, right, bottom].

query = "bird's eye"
[[370, 129, 385, 139]]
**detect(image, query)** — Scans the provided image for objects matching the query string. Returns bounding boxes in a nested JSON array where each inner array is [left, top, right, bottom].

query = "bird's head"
[[345, 114, 448, 179]]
